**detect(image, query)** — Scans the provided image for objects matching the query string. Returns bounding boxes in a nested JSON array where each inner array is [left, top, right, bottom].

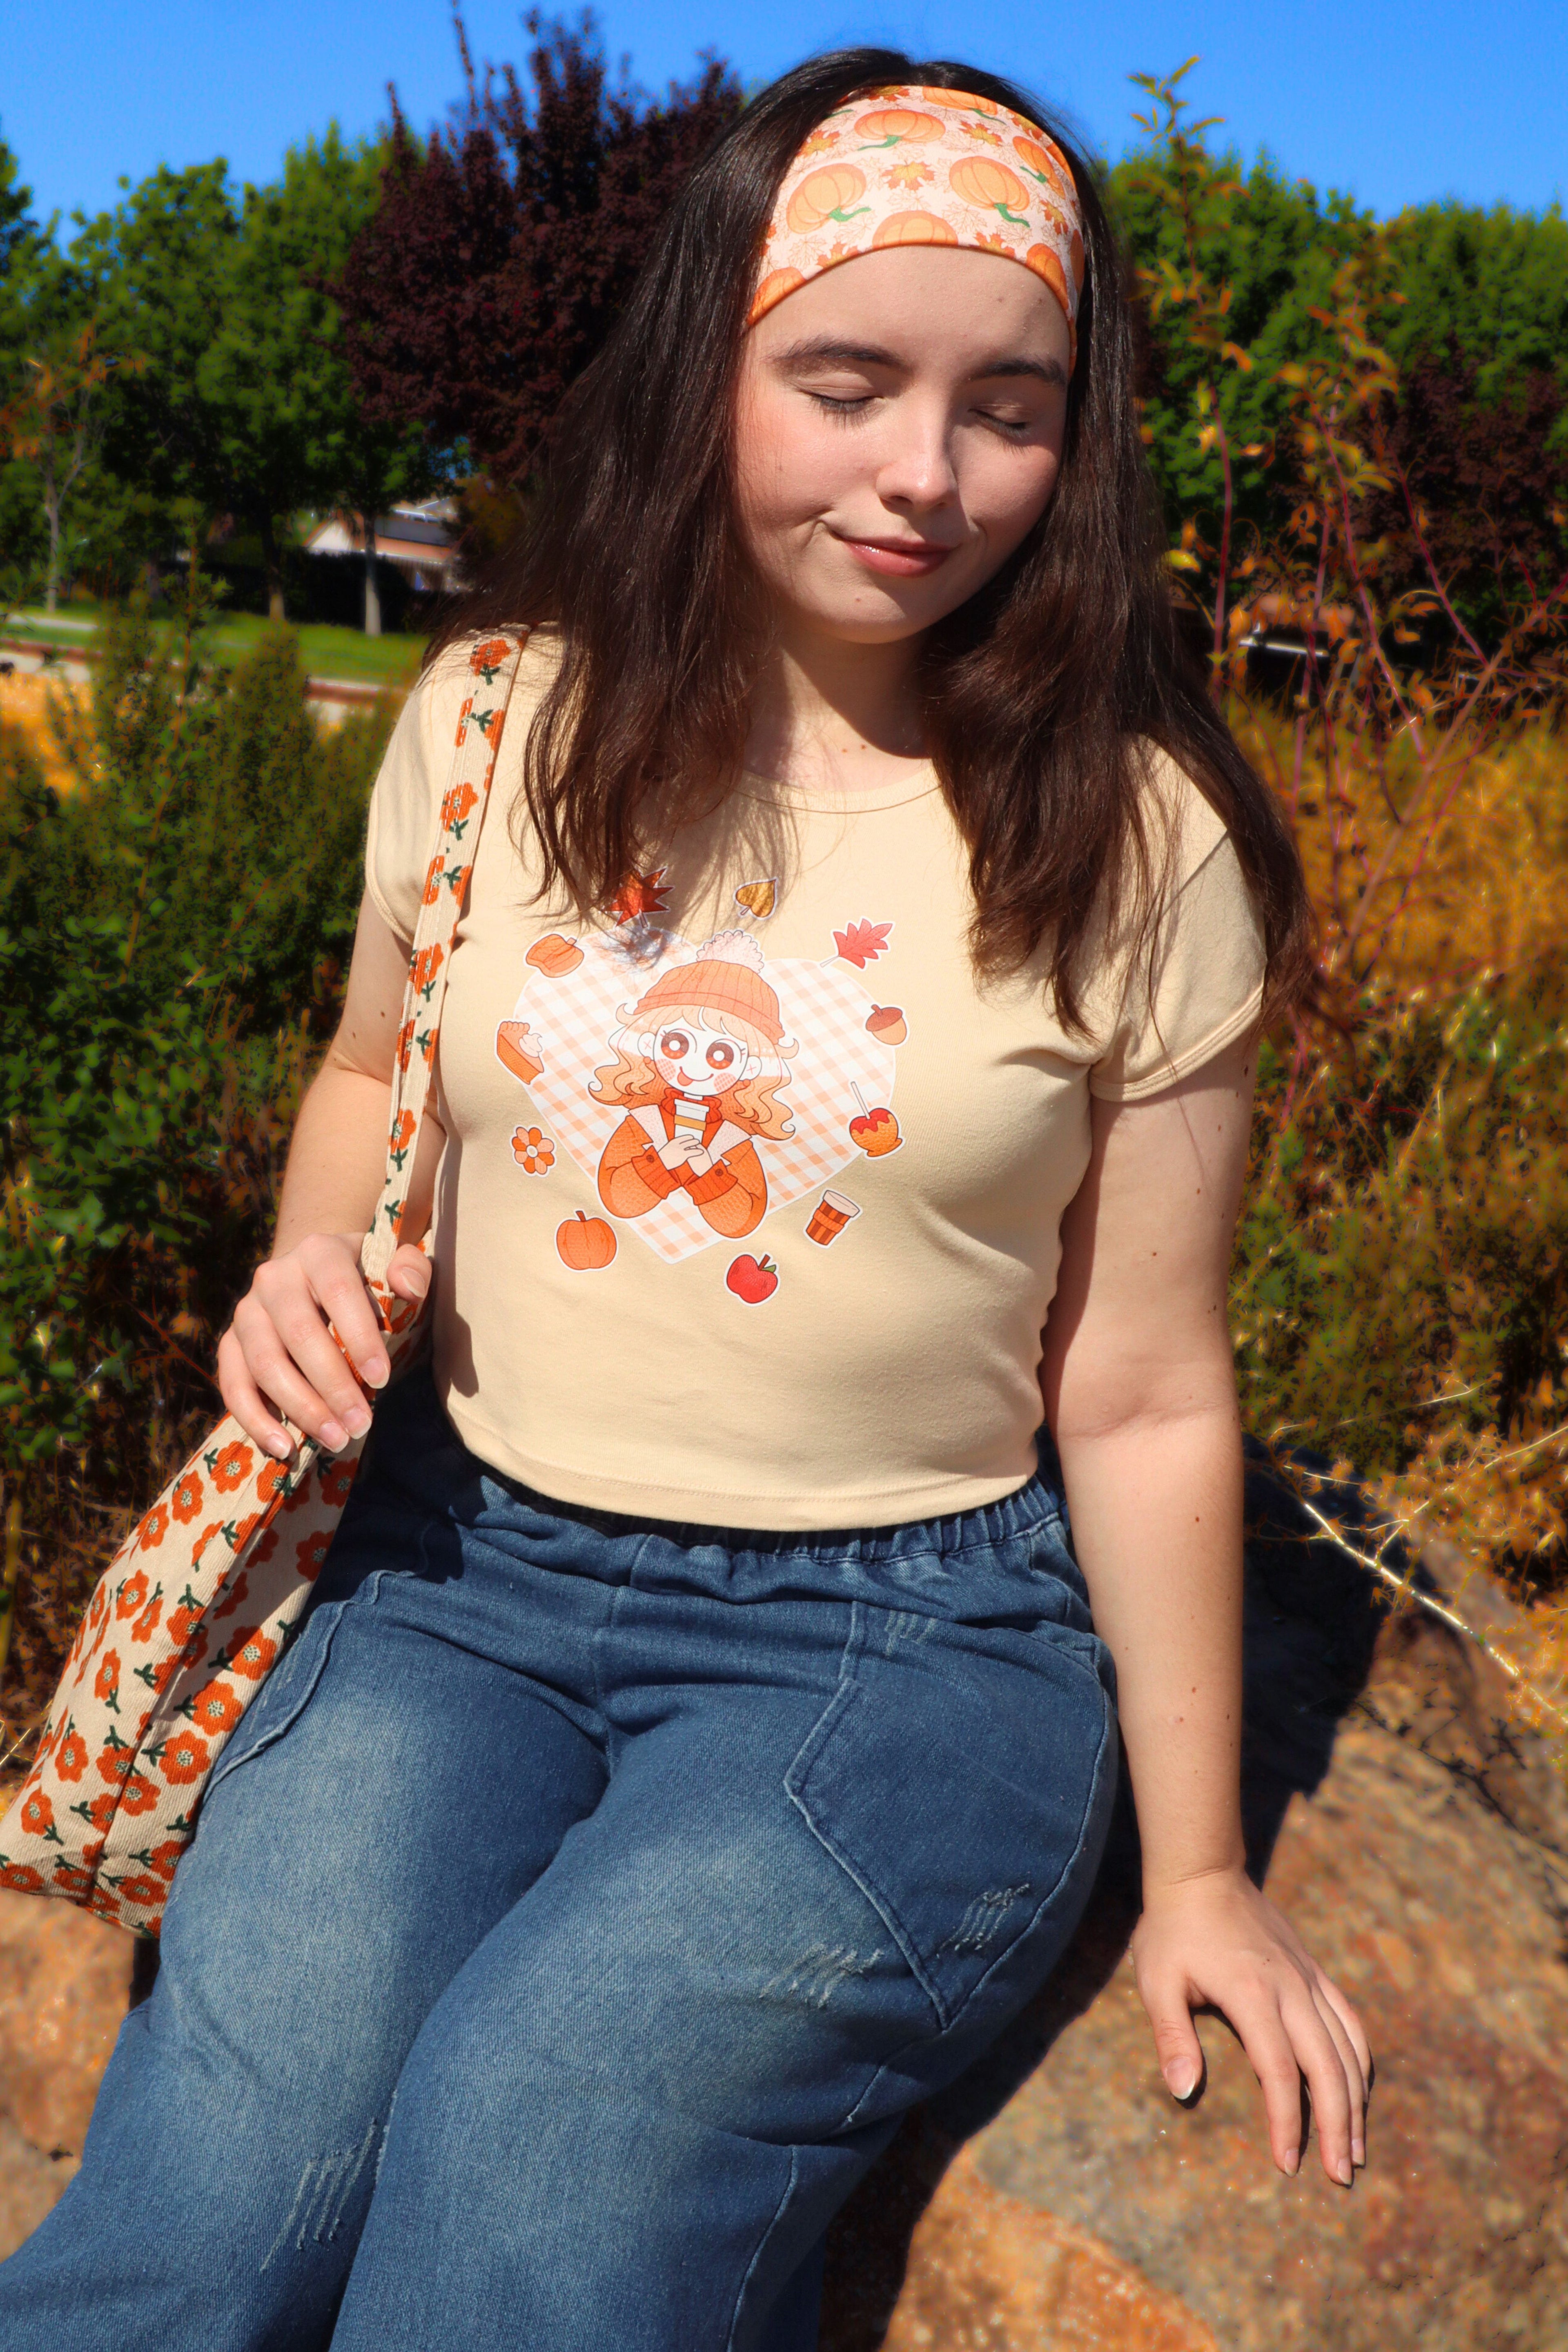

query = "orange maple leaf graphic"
[[609, 867, 670, 923], [833, 919, 893, 967]]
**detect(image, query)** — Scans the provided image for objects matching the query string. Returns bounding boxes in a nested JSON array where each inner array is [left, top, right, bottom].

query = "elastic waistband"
[[490, 1454, 1065, 1568]]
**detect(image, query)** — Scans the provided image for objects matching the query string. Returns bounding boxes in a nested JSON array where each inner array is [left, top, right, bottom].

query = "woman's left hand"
[[1129, 1866, 1371, 2185]]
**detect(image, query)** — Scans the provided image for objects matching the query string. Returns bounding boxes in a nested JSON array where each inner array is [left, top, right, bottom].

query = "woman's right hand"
[[217, 1233, 432, 1461]]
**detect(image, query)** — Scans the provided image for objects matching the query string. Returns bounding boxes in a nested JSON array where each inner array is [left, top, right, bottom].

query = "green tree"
[[81, 131, 425, 621], [0, 129, 49, 601]]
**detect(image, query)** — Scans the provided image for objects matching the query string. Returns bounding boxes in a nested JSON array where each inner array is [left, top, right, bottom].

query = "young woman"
[[0, 50, 1370, 2352]]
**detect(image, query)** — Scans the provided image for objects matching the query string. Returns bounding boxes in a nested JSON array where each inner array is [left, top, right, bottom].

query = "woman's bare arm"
[[216, 891, 441, 1459], [1040, 1033, 1371, 2185]]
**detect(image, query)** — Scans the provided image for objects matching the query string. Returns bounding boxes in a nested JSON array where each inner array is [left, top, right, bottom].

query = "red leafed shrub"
[[333, 11, 741, 484]]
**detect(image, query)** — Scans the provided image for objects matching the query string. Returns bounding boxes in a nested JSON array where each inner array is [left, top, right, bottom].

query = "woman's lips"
[[838, 535, 956, 578]]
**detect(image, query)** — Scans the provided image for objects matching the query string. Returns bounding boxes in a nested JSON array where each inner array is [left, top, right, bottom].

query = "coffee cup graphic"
[[806, 1189, 860, 1246]]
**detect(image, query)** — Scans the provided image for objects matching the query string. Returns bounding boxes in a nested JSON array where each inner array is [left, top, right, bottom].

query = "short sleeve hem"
[[363, 786, 410, 944], [1087, 975, 1264, 1102]]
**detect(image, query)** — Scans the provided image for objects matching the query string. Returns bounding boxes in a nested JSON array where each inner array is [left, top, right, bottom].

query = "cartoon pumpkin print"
[[949, 156, 1032, 226], [557, 1211, 617, 1271], [786, 165, 870, 236], [589, 933, 796, 1241], [853, 105, 945, 149], [872, 212, 958, 249]]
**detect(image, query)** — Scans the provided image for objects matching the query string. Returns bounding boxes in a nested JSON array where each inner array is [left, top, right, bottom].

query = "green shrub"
[[0, 612, 390, 1729]]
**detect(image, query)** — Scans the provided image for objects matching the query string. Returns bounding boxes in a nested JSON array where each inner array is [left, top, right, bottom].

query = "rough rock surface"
[[820, 1469, 1568, 2349], [0, 1886, 134, 2260]]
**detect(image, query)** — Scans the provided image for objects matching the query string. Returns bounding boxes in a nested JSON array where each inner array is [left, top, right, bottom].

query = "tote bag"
[[0, 633, 527, 1938]]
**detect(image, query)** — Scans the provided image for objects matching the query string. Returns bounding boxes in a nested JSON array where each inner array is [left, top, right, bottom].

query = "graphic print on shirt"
[[494, 914, 903, 1266]]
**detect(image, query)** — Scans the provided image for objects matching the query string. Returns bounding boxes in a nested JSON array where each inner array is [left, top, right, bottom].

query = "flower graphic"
[[225, 1626, 279, 1681], [210, 1441, 254, 1495], [321, 1457, 358, 1509], [116, 1569, 149, 1621], [158, 1728, 211, 1786], [138, 1503, 169, 1552], [170, 1472, 203, 1526], [119, 1771, 158, 1817], [111, 1873, 166, 1909], [510, 1126, 556, 1176], [441, 780, 479, 836], [295, 1531, 333, 1583], [189, 1680, 243, 1738]]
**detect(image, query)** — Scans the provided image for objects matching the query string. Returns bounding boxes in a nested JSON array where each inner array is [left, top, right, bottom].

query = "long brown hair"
[[428, 48, 1314, 1029]]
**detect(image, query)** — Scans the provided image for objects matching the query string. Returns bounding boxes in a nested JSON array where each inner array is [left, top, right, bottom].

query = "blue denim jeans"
[[0, 1367, 1116, 2352]]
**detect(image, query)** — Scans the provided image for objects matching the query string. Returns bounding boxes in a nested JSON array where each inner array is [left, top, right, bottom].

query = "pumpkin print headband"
[[749, 87, 1086, 364]]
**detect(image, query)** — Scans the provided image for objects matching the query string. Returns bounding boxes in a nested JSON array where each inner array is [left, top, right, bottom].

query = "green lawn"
[[2, 606, 426, 689]]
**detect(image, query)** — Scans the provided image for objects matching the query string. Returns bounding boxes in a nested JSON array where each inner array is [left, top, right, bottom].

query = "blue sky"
[[6, 1, 1565, 229]]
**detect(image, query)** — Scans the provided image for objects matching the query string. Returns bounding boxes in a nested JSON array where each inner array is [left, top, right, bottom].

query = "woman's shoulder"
[[1130, 738, 1236, 901], [1080, 739, 1266, 1101], [408, 624, 563, 738], [365, 626, 562, 941]]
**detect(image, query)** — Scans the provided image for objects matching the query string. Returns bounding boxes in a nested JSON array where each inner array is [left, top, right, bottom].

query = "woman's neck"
[[742, 623, 930, 798]]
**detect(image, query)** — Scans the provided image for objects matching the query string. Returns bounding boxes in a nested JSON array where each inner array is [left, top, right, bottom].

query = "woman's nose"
[[875, 402, 960, 513]]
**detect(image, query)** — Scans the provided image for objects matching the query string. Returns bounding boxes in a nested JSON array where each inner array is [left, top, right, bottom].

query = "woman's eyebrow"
[[774, 336, 903, 371], [773, 336, 1066, 389]]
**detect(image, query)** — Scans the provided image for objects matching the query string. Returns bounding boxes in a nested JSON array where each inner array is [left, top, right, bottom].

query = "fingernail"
[[1166, 2067, 1197, 2100], [1283, 2148, 1300, 2176], [1336, 2157, 1354, 2187], [267, 1436, 293, 1461], [321, 1420, 347, 1451], [365, 1356, 390, 1390], [1353, 2137, 1365, 2167], [343, 1406, 372, 1439]]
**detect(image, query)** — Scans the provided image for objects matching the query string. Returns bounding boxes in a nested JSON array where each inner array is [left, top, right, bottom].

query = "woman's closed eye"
[[802, 377, 880, 418], [801, 384, 1042, 437]]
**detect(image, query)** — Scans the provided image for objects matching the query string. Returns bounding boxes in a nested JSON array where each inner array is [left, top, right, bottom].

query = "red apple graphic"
[[726, 1253, 780, 1304]]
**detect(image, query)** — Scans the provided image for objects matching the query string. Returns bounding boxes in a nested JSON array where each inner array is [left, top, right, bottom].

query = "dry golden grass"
[[1234, 708, 1568, 1741], [1237, 708, 1568, 995], [0, 674, 91, 798]]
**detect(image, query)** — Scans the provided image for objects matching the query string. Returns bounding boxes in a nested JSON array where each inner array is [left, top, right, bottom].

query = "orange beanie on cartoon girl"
[[590, 933, 797, 1238]]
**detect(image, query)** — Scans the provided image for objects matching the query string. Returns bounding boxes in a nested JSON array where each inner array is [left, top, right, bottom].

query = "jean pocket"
[[785, 1604, 1115, 2033], [200, 1593, 350, 1808]]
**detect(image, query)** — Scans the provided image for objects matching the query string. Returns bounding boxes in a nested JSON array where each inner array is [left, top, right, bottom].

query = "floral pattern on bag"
[[0, 633, 527, 1937]]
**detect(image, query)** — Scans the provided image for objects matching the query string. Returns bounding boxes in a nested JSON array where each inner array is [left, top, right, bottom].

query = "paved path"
[[0, 636, 389, 721]]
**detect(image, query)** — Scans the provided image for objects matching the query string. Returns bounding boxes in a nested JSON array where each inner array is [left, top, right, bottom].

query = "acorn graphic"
[[865, 1003, 906, 1046]]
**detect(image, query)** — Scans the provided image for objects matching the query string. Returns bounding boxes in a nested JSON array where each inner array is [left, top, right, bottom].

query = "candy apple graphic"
[[848, 1081, 901, 1157], [726, 1253, 780, 1304]]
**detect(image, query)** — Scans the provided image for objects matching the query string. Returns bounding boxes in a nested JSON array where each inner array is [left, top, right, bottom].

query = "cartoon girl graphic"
[[590, 932, 797, 1238]]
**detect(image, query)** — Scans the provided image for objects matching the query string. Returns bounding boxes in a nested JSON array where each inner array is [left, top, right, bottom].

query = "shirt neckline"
[[736, 762, 942, 815]]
